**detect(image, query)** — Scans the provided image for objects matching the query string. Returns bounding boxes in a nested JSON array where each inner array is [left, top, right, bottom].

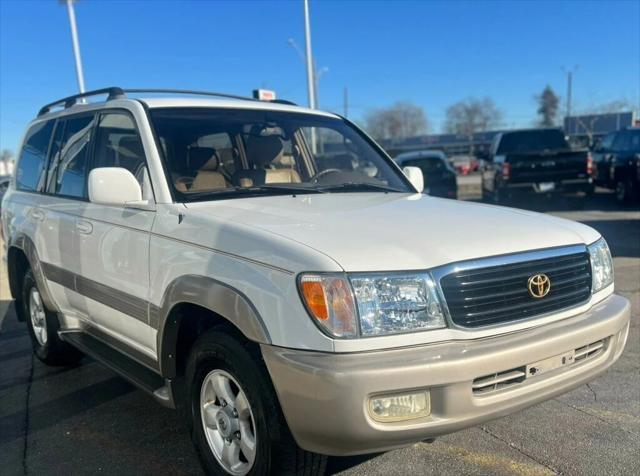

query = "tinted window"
[[599, 132, 615, 151], [51, 115, 95, 198], [496, 130, 569, 155], [627, 130, 640, 153], [16, 120, 54, 192], [404, 157, 446, 174], [612, 131, 630, 152], [92, 112, 151, 198]]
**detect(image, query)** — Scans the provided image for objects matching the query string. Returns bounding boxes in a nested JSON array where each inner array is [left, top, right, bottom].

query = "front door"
[[75, 111, 156, 358]]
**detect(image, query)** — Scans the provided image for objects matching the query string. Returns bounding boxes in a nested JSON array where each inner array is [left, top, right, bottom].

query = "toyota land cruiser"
[[1, 88, 630, 475]]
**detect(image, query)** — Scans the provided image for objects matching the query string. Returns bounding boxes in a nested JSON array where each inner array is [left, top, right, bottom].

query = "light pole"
[[562, 65, 579, 119], [303, 0, 316, 111], [287, 38, 328, 109], [62, 0, 86, 95]]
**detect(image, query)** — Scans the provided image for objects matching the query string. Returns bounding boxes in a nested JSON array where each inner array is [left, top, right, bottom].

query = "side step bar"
[[59, 331, 175, 409]]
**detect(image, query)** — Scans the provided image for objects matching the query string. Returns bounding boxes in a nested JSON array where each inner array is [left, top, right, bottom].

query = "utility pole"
[[343, 87, 349, 118], [64, 0, 86, 95]]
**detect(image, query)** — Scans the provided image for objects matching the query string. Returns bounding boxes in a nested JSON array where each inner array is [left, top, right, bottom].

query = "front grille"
[[441, 251, 592, 328]]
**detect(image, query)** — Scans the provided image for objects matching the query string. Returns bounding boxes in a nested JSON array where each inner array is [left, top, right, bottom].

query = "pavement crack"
[[21, 351, 34, 476], [552, 398, 639, 438], [586, 383, 598, 402], [479, 425, 560, 475]]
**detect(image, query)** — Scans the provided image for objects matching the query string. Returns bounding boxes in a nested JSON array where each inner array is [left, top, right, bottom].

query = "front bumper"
[[262, 294, 630, 456]]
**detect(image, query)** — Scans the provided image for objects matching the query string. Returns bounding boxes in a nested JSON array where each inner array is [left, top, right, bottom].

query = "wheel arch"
[[155, 275, 271, 378], [6, 234, 58, 321]]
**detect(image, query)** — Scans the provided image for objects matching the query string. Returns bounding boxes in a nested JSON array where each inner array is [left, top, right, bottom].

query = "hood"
[[185, 193, 600, 272]]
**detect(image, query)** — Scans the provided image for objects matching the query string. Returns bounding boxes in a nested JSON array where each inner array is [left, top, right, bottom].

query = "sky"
[[1, 0, 639, 152]]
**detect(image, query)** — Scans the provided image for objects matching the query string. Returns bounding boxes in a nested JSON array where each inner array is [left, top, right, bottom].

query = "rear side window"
[[51, 114, 96, 199], [16, 120, 55, 192]]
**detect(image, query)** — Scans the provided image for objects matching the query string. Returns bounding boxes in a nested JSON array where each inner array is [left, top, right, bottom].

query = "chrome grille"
[[441, 251, 592, 328]]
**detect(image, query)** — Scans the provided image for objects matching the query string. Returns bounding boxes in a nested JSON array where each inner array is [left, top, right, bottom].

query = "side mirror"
[[88, 167, 142, 206], [403, 166, 424, 193]]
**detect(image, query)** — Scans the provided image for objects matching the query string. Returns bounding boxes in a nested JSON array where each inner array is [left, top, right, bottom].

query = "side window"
[[92, 112, 152, 199], [51, 114, 95, 198], [599, 132, 615, 152], [16, 120, 55, 192], [628, 131, 640, 153], [612, 131, 630, 153]]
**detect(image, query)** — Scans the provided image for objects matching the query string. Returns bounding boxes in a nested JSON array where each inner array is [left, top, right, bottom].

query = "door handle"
[[76, 220, 93, 235], [30, 209, 45, 221]]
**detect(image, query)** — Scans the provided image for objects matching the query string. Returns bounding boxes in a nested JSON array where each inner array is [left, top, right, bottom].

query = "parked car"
[[592, 128, 640, 203], [394, 150, 457, 198], [482, 128, 594, 202], [450, 155, 479, 175], [1, 88, 630, 476]]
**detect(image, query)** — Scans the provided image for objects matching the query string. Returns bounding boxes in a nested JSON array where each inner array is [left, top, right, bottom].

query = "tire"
[[615, 179, 635, 204], [23, 269, 83, 366], [186, 329, 327, 476]]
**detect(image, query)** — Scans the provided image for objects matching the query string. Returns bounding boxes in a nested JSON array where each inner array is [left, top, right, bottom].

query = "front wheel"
[[186, 330, 327, 475]]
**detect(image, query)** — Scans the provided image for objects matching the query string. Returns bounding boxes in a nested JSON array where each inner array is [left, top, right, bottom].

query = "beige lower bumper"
[[262, 294, 630, 456]]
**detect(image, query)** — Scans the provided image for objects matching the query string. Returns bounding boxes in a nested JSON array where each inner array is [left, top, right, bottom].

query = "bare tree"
[[571, 98, 636, 146], [365, 102, 429, 141], [536, 85, 560, 127], [444, 97, 502, 153]]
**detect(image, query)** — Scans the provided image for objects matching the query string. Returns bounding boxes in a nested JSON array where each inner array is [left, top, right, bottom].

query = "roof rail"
[[38, 87, 125, 117], [124, 89, 297, 106], [37, 87, 298, 117]]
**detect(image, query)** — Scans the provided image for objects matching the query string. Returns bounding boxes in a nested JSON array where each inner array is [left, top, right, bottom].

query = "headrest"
[[118, 136, 144, 159], [189, 147, 218, 171], [274, 154, 296, 167], [245, 135, 283, 166]]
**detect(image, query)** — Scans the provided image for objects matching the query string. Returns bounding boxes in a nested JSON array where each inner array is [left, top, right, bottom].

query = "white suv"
[[1, 88, 630, 475]]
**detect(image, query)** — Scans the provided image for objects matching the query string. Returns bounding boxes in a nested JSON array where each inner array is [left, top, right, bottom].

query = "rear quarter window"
[[16, 120, 55, 192]]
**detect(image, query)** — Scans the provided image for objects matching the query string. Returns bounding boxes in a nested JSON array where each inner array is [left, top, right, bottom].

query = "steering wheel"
[[309, 168, 342, 183]]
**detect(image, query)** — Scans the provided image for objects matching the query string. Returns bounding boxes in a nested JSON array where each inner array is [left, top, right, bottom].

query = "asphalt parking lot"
[[0, 187, 638, 475]]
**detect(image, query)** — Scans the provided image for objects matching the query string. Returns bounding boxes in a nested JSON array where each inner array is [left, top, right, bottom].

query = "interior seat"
[[233, 135, 301, 187], [189, 147, 229, 191]]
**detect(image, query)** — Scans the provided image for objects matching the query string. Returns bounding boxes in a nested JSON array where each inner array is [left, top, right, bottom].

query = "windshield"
[[149, 108, 411, 200], [496, 130, 569, 154]]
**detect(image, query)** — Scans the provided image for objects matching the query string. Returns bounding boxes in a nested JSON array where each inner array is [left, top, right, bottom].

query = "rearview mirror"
[[88, 167, 142, 206], [403, 166, 424, 193]]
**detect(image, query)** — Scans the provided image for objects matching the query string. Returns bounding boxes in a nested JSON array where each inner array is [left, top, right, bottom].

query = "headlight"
[[588, 238, 614, 293], [350, 273, 445, 336], [299, 272, 446, 338]]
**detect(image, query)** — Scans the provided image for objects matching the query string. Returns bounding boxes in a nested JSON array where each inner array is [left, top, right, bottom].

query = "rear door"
[[39, 113, 97, 317], [75, 110, 156, 357]]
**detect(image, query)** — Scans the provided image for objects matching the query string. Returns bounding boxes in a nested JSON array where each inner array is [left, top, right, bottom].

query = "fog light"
[[369, 390, 430, 422]]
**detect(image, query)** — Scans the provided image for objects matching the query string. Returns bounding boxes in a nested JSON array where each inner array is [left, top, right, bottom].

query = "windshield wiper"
[[316, 182, 407, 193], [183, 184, 324, 201]]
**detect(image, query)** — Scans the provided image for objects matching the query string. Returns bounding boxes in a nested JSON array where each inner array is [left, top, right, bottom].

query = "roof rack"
[[38, 87, 125, 117], [37, 87, 297, 117]]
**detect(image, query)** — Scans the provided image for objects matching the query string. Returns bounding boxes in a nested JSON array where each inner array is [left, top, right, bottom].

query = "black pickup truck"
[[482, 128, 594, 202]]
